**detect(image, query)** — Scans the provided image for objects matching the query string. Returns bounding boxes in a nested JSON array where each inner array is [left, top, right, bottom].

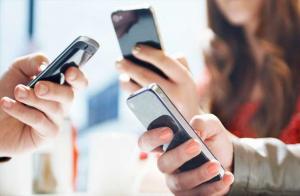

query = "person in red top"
[[117, 0, 300, 145]]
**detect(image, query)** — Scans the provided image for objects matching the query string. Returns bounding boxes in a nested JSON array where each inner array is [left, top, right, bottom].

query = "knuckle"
[[190, 115, 205, 129], [66, 65, 77, 72], [169, 175, 184, 192], [176, 145, 187, 164], [207, 114, 219, 123], [210, 180, 225, 194], [198, 114, 219, 129], [196, 167, 207, 182], [206, 114, 222, 130], [157, 156, 169, 173], [32, 112, 46, 127], [31, 53, 49, 65], [52, 103, 63, 114], [69, 89, 75, 101], [32, 52, 47, 60], [212, 183, 223, 193], [14, 103, 25, 115]]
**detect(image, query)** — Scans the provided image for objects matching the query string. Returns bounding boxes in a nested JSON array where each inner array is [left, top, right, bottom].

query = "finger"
[[34, 81, 74, 105], [65, 66, 88, 89], [157, 139, 201, 174], [120, 79, 141, 93], [14, 84, 63, 124], [12, 53, 49, 77], [166, 160, 221, 193], [0, 97, 59, 138], [138, 127, 173, 152], [182, 171, 234, 196], [190, 114, 223, 140], [174, 54, 189, 70], [132, 45, 190, 83], [116, 59, 170, 88]]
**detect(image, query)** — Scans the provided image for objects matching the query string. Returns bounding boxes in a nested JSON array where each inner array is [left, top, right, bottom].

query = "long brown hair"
[[205, 0, 300, 137]]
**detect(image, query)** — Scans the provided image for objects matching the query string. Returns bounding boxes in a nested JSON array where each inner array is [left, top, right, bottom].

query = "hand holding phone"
[[127, 84, 225, 183], [112, 6, 168, 79], [27, 36, 99, 87]]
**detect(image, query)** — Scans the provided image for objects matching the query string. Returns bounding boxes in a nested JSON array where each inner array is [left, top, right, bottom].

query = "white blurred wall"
[[0, 0, 208, 129]]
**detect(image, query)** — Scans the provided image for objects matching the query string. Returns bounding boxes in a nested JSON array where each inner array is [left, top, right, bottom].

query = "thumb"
[[11, 53, 49, 78], [190, 114, 223, 141]]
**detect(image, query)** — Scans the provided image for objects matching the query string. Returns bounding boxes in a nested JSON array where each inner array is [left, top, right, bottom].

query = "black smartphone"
[[27, 36, 99, 88], [127, 84, 224, 183], [111, 6, 168, 79]]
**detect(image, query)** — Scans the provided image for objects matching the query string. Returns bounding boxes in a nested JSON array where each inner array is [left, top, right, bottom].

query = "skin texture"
[[116, 45, 200, 121], [215, 0, 263, 27], [138, 114, 235, 196], [0, 53, 88, 156], [215, 0, 265, 66]]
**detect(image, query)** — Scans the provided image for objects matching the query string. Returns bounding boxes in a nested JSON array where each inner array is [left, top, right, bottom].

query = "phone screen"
[[112, 8, 167, 79]]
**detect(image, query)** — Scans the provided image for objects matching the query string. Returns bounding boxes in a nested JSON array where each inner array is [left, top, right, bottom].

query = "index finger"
[[12, 53, 49, 77], [132, 45, 190, 83], [138, 127, 173, 152], [65, 66, 88, 89]]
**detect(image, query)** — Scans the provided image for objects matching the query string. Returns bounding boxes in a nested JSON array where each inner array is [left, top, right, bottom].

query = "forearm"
[[229, 138, 300, 195]]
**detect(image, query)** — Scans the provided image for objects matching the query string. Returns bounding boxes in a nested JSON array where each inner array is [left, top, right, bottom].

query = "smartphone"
[[27, 36, 99, 88], [127, 84, 224, 183], [111, 6, 168, 79]]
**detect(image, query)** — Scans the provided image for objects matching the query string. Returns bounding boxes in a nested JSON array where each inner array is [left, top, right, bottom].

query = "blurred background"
[[0, 0, 209, 195]]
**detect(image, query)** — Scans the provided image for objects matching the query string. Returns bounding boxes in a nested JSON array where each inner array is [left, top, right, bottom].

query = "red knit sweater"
[[228, 98, 300, 144], [198, 70, 300, 144]]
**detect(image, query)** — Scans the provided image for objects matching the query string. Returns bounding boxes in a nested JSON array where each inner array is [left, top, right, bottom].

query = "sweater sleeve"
[[229, 138, 300, 195]]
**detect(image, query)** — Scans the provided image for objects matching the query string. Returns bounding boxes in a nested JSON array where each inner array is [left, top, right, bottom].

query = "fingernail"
[[132, 46, 141, 55], [68, 71, 77, 81], [1, 98, 13, 109], [17, 87, 28, 99], [37, 83, 48, 96], [208, 162, 220, 174], [185, 140, 201, 154], [159, 128, 172, 140], [39, 63, 47, 72]]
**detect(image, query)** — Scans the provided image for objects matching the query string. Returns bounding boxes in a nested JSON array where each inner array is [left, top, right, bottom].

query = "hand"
[[138, 114, 235, 196], [116, 45, 200, 121], [0, 53, 88, 156]]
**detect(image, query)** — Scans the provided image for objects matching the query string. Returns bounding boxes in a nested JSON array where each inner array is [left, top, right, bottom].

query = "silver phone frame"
[[27, 36, 99, 87], [127, 83, 225, 178]]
